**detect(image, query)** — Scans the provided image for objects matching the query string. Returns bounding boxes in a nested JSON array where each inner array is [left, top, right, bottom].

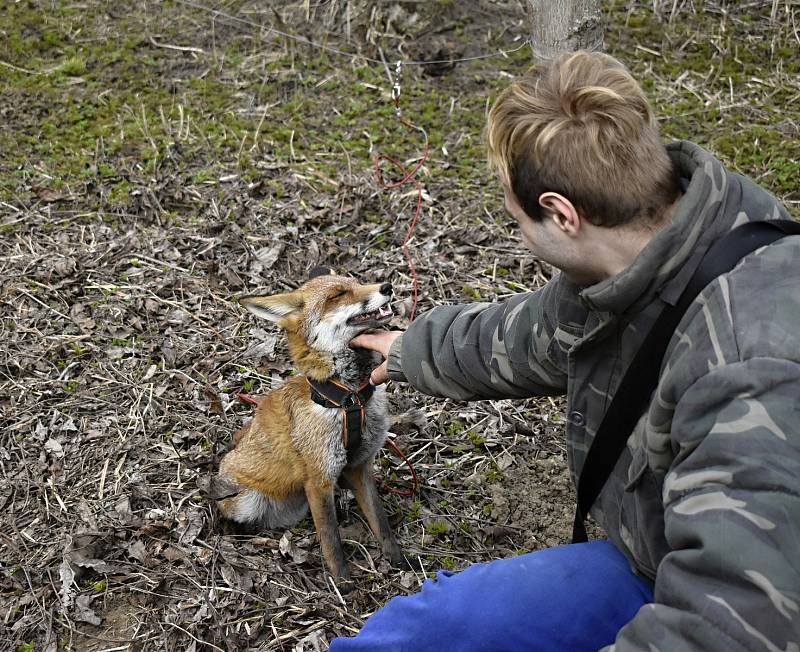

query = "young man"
[[335, 51, 800, 651]]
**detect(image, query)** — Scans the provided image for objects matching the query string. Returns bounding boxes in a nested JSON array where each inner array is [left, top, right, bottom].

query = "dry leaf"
[[279, 531, 308, 564], [162, 545, 186, 562], [114, 496, 133, 521], [254, 243, 284, 270], [59, 555, 76, 610], [293, 630, 327, 652], [203, 385, 224, 415], [176, 508, 203, 545], [127, 539, 148, 563], [74, 594, 102, 626], [44, 438, 64, 459]]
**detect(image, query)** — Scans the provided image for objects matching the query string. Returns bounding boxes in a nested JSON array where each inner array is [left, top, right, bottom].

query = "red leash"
[[237, 64, 426, 494], [236, 392, 261, 406], [235, 392, 418, 496], [380, 438, 419, 497], [373, 61, 429, 322]]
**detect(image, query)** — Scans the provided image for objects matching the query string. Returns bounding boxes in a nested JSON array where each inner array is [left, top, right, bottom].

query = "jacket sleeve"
[[385, 278, 572, 400], [604, 358, 800, 652]]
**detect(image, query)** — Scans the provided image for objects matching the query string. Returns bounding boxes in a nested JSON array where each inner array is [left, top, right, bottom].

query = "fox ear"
[[309, 266, 336, 280], [239, 292, 304, 323]]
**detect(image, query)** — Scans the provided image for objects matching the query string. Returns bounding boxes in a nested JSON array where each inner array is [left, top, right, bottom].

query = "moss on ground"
[[606, 1, 799, 209], [0, 1, 796, 215], [1, 6, 795, 649]]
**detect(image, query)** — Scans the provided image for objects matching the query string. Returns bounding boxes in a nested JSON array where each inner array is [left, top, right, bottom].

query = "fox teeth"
[[350, 305, 393, 323]]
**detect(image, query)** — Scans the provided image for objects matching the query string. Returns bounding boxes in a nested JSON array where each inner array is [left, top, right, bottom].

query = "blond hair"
[[487, 51, 679, 227]]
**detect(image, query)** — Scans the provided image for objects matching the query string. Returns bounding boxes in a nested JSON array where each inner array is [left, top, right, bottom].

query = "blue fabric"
[[329, 541, 653, 652]]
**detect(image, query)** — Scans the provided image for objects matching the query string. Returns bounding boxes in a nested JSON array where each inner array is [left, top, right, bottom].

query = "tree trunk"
[[526, 0, 604, 61]]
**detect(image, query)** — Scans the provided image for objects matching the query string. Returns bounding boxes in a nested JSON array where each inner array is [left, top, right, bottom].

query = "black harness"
[[307, 377, 375, 456]]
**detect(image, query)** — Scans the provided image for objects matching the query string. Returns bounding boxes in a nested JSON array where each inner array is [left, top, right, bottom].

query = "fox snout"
[[379, 282, 392, 296]]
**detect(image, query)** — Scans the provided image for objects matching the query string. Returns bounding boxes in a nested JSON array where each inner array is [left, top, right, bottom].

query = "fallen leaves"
[[279, 531, 310, 565], [0, 4, 574, 651]]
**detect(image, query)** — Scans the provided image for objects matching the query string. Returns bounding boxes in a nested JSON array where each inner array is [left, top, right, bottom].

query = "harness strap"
[[307, 377, 375, 455], [572, 220, 800, 543]]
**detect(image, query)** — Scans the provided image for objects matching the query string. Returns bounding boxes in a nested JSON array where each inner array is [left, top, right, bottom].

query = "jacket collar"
[[579, 141, 739, 315]]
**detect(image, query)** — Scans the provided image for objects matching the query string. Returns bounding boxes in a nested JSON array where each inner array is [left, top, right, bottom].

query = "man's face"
[[503, 188, 554, 258], [503, 186, 599, 286], [504, 188, 569, 262]]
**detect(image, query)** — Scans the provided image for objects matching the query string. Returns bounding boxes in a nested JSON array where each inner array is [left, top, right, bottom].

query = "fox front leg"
[[303, 479, 351, 584], [342, 463, 407, 568]]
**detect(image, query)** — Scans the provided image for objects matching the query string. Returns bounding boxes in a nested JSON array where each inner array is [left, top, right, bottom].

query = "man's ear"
[[539, 192, 581, 235], [239, 292, 304, 323]]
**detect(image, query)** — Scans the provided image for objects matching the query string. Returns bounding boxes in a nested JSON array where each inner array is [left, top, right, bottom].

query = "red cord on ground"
[[236, 392, 261, 407], [379, 437, 420, 497], [374, 114, 429, 322]]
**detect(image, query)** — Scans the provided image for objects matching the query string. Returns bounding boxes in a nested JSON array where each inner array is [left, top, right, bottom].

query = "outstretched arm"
[[353, 278, 576, 401]]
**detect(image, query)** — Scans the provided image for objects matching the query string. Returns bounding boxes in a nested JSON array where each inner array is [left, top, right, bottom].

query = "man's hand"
[[350, 331, 402, 385]]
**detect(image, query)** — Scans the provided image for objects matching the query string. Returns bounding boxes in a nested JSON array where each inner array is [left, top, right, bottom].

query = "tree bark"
[[526, 0, 604, 61]]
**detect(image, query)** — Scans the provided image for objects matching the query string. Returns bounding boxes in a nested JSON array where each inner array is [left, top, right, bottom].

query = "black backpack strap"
[[572, 220, 800, 544]]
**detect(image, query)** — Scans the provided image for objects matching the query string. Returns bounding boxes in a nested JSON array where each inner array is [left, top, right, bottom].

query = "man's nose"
[[379, 283, 393, 296]]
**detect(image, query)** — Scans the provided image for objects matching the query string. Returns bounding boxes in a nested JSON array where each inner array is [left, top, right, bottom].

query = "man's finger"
[[350, 334, 376, 350], [370, 361, 389, 386]]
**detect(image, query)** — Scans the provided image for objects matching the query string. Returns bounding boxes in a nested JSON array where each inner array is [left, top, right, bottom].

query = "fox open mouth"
[[348, 305, 393, 325]]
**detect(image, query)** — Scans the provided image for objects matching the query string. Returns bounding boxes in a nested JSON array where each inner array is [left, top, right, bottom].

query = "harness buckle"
[[340, 392, 360, 409]]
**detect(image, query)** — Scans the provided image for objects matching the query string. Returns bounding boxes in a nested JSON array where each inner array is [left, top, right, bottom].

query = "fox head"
[[239, 270, 393, 378]]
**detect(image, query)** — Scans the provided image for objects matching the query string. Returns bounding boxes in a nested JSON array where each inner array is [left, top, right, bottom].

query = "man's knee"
[[330, 542, 653, 652], [329, 568, 513, 652]]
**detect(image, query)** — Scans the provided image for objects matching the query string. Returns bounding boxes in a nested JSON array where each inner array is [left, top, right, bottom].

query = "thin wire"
[[174, 0, 529, 66]]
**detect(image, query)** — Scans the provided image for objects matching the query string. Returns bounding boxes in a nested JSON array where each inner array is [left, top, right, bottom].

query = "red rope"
[[373, 114, 429, 322], [379, 437, 420, 497]]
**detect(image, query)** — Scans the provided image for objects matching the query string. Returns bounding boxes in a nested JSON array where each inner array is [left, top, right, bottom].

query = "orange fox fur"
[[216, 271, 405, 582]]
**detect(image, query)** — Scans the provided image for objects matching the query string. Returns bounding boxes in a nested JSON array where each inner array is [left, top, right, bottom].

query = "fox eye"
[[330, 289, 347, 300]]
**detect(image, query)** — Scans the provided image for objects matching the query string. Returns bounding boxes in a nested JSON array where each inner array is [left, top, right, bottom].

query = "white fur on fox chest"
[[293, 386, 389, 482]]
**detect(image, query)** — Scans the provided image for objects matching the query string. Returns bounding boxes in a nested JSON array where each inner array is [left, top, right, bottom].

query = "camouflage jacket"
[[387, 141, 800, 651]]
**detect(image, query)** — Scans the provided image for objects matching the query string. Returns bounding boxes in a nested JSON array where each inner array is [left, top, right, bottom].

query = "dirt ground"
[[1, 1, 798, 650]]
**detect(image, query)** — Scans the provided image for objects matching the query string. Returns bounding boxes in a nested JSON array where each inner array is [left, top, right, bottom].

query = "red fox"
[[215, 268, 406, 583]]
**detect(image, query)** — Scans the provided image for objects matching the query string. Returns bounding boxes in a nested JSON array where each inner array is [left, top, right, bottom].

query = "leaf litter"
[[1, 0, 797, 649]]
